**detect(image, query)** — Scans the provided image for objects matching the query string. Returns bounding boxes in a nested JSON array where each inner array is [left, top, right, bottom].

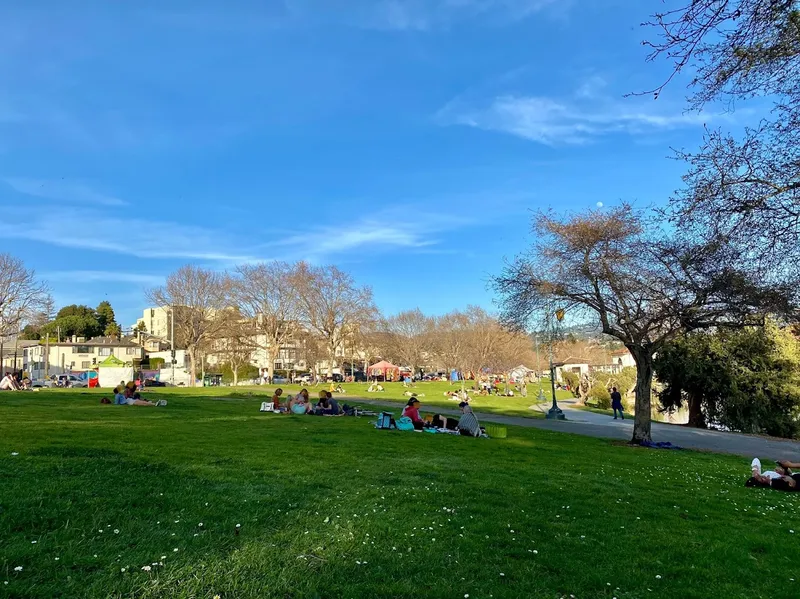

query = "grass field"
[[2, 390, 799, 599]]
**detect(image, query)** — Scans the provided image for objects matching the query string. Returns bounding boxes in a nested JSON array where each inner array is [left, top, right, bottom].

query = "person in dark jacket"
[[610, 387, 624, 420]]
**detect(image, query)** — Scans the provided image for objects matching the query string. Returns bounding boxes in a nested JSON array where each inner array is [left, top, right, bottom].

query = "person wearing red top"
[[402, 397, 445, 430]]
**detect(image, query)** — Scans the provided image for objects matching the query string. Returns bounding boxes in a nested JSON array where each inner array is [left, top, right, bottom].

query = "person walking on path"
[[611, 387, 624, 420]]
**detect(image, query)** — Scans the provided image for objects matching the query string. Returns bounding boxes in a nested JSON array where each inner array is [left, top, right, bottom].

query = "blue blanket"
[[640, 440, 683, 450]]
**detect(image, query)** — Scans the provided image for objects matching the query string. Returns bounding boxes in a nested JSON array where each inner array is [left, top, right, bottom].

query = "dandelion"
[[142, 566, 151, 572], [13, 566, 22, 572]]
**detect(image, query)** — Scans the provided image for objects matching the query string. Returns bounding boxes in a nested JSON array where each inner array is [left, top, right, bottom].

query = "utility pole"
[[170, 304, 175, 386], [545, 308, 566, 420]]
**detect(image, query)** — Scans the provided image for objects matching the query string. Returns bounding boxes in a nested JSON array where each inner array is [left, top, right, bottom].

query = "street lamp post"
[[545, 308, 566, 420]]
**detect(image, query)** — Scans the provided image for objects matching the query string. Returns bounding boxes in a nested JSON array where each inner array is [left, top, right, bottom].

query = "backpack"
[[395, 416, 415, 431], [375, 412, 394, 429]]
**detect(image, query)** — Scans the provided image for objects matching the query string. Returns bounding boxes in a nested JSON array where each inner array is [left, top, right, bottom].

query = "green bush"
[[588, 384, 611, 409], [149, 357, 165, 370], [562, 371, 580, 397]]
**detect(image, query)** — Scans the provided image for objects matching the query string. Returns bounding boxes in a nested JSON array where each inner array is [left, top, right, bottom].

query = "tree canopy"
[[494, 204, 793, 442], [654, 322, 800, 438]]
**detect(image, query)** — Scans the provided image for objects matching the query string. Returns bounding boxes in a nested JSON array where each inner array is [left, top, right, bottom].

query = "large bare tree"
[[230, 262, 302, 382], [147, 266, 226, 386], [293, 263, 378, 378], [382, 309, 434, 377], [494, 205, 792, 443], [0, 254, 50, 352], [433, 310, 470, 381], [214, 307, 255, 387]]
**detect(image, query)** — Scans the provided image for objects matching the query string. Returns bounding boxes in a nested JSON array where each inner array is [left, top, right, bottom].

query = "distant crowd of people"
[[261, 388, 343, 415]]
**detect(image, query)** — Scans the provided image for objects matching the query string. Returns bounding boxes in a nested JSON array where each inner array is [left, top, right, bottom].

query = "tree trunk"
[[189, 347, 197, 387], [328, 346, 337, 380], [687, 392, 706, 428], [265, 346, 274, 385], [629, 347, 654, 444], [233, 365, 239, 387]]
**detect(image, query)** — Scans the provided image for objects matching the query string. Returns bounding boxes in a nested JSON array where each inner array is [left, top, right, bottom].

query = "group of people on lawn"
[[111, 381, 166, 407], [402, 395, 483, 436], [265, 388, 342, 415]]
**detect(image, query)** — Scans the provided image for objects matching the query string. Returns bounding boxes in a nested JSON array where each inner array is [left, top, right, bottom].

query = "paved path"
[[351, 397, 800, 459]]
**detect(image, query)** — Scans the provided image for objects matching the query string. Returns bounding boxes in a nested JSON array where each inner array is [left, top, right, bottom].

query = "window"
[[81, 361, 91, 369], [126, 347, 137, 355], [73, 346, 92, 354], [98, 348, 111, 356]]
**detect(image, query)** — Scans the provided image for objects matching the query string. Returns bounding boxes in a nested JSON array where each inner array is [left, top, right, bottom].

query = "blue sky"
[[0, 1, 734, 327]]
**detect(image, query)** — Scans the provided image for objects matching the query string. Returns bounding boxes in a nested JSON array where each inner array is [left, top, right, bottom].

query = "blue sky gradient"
[[0, 1, 737, 326]]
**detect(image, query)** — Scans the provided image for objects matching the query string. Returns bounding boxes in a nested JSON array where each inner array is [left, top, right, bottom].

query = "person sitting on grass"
[[367, 382, 384, 392], [457, 402, 483, 437], [323, 391, 341, 415], [0, 372, 21, 390], [401, 396, 444, 430], [746, 458, 800, 491], [288, 389, 311, 414], [272, 388, 284, 411]]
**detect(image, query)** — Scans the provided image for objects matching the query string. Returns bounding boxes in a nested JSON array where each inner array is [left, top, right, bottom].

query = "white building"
[[23, 336, 145, 380], [135, 307, 171, 339]]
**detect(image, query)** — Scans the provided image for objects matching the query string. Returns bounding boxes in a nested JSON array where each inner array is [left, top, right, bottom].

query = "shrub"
[[562, 371, 580, 397], [588, 383, 611, 409]]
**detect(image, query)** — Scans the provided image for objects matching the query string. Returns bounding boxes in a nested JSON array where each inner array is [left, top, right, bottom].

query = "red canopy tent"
[[367, 360, 400, 381]]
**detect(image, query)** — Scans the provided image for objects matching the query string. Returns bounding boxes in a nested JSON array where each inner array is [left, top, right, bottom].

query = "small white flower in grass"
[[142, 566, 151, 572], [500, 573, 505, 577], [791, 530, 795, 534], [236, 524, 241, 528], [533, 550, 538, 554], [174, 520, 179, 524], [114, 529, 119, 534], [93, 554, 97, 558], [198, 523, 203, 527], [14, 566, 22, 572], [194, 533, 199, 537], [120, 568, 125, 573], [161, 556, 166, 560], [655, 575, 662, 579], [11, 452, 18, 456], [31, 540, 36, 544], [55, 557, 59, 561], [173, 548, 179, 552], [465, 595, 469, 598], [98, 529, 104, 533]]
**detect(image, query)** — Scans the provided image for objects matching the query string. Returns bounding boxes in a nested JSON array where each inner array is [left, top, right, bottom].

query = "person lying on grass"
[[747, 458, 800, 491], [367, 382, 384, 392], [113, 386, 165, 407]]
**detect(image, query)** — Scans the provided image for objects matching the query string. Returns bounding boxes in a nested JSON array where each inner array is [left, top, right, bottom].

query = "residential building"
[[23, 336, 145, 380], [135, 307, 171, 339], [1, 339, 39, 373]]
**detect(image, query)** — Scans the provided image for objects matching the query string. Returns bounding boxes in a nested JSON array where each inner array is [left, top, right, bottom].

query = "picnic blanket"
[[640, 440, 683, 450]]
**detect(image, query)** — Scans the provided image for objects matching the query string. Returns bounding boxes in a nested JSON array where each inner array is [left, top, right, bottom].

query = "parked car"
[[295, 373, 313, 384], [143, 379, 166, 387], [272, 376, 289, 384], [327, 373, 344, 383], [46, 374, 87, 388]]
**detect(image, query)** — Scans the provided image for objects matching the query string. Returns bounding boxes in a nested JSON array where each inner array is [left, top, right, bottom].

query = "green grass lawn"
[[141, 381, 571, 420], [2, 390, 799, 599]]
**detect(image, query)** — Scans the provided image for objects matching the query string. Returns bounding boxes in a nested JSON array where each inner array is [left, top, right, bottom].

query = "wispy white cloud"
[[0, 210, 258, 263], [438, 75, 723, 145], [5, 177, 127, 207], [42, 270, 164, 286]]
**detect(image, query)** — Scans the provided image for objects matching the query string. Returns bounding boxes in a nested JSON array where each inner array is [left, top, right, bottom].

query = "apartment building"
[[135, 307, 171, 339], [23, 336, 145, 380]]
